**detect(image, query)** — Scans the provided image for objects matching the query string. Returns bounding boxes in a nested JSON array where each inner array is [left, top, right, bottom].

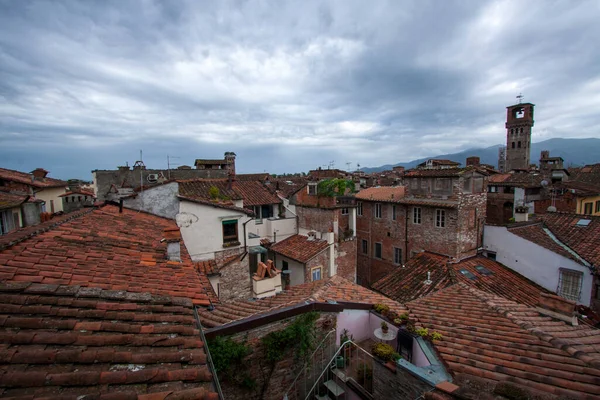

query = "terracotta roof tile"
[[373, 252, 550, 306], [397, 198, 459, 208], [178, 179, 280, 207], [542, 212, 600, 266], [488, 171, 544, 188], [569, 163, 600, 185], [416, 159, 461, 167], [58, 190, 96, 198], [232, 180, 281, 206], [0, 205, 217, 306], [0, 192, 29, 211], [0, 168, 67, 189], [508, 222, 577, 262], [198, 275, 407, 328], [408, 284, 600, 399], [0, 282, 218, 399], [355, 186, 405, 202], [405, 167, 483, 178], [269, 234, 329, 263]]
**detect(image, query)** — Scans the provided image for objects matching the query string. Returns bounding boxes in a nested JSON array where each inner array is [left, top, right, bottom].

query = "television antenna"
[[345, 162, 352, 171], [356, 162, 361, 171], [167, 155, 181, 179]]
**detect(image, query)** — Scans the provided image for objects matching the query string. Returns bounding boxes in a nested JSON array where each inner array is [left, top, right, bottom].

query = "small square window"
[[341, 208, 349, 215], [413, 207, 421, 224], [374, 243, 382, 259], [375, 203, 382, 219], [558, 268, 583, 301], [311, 266, 322, 281], [308, 183, 317, 195], [222, 220, 239, 244]]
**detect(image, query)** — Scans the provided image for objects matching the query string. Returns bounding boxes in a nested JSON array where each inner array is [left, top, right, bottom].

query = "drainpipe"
[[404, 205, 409, 263], [242, 216, 253, 253]]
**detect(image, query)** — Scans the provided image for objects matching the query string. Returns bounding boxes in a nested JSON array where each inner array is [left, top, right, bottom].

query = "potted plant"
[[371, 343, 401, 363], [373, 303, 390, 315], [381, 321, 389, 334]]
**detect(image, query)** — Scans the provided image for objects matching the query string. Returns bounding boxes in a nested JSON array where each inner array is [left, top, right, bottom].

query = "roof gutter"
[[542, 225, 592, 269], [193, 307, 225, 400]]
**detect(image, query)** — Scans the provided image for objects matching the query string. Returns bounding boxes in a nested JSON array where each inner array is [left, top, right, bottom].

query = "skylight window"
[[576, 219, 591, 226], [459, 269, 477, 280], [474, 265, 494, 276]]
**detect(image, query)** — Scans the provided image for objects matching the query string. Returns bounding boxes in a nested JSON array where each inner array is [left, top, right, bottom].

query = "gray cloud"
[[1, 0, 599, 179]]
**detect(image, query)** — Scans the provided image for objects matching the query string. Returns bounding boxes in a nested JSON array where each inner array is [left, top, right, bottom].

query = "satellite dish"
[[541, 180, 548, 187]]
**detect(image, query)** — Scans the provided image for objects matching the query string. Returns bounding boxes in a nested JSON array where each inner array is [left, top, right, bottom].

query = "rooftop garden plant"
[[371, 342, 401, 363], [373, 303, 390, 314]]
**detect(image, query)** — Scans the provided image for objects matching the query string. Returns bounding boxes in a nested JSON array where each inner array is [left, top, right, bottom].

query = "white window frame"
[[558, 268, 583, 301], [413, 207, 421, 224], [375, 203, 382, 219], [435, 209, 446, 228], [308, 183, 317, 195], [311, 266, 322, 282]]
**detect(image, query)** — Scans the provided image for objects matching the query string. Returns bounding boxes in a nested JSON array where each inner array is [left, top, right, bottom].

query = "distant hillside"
[[362, 138, 600, 173]]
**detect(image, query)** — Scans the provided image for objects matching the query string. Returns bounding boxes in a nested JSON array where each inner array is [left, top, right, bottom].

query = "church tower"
[[505, 99, 534, 171]]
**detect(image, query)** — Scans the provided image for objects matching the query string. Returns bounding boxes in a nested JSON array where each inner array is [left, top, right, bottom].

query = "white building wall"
[[248, 216, 297, 243], [122, 182, 179, 219], [275, 255, 305, 286], [35, 187, 66, 213], [483, 225, 593, 306], [178, 200, 249, 261]]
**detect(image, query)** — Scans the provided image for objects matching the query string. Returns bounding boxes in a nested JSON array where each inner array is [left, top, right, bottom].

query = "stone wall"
[[122, 182, 179, 219], [221, 312, 337, 400], [216, 248, 252, 301], [456, 192, 487, 259], [93, 167, 229, 202], [373, 360, 433, 399], [306, 249, 331, 282]]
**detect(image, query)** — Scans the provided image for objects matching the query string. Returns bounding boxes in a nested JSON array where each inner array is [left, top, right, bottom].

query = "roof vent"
[[423, 271, 432, 285], [576, 219, 591, 227]]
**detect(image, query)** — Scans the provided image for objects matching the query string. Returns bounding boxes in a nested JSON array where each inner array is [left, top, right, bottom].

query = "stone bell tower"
[[505, 97, 534, 171]]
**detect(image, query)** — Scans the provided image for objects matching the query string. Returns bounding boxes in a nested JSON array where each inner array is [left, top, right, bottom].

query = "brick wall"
[[356, 201, 406, 286], [372, 360, 433, 399], [296, 206, 336, 235], [456, 192, 486, 259], [222, 312, 337, 400], [336, 239, 357, 282], [216, 248, 252, 301]]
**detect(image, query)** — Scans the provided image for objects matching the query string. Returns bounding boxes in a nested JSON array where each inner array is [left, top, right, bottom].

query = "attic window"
[[474, 265, 494, 276], [576, 219, 591, 226], [459, 269, 477, 280]]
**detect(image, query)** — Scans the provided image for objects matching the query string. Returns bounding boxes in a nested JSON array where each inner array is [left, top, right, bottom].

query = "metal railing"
[[284, 339, 375, 400]]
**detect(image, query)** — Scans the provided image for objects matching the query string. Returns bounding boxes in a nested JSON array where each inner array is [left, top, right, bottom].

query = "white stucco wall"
[[483, 225, 593, 306], [122, 182, 179, 219], [178, 200, 250, 261], [248, 216, 297, 243], [276, 255, 305, 286], [35, 187, 66, 213], [336, 309, 371, 346]]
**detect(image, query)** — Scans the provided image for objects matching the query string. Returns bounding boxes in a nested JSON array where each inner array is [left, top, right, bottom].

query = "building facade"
[[505, 102, 534, 171]]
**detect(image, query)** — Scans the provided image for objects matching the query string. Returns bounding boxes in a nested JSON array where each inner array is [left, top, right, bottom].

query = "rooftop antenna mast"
[[356, 162, 361, 172], [516, 93, 524, 104], [345, 162, 352, 171], [167, 155, 181, 180]]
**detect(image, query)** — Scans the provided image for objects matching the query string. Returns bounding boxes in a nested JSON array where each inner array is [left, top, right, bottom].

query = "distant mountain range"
[[362, 138, 600, 173]]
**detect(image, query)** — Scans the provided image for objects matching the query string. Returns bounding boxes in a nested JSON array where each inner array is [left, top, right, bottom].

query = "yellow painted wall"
[[35, 186, 67, 213], [577, 195, 600, 216]]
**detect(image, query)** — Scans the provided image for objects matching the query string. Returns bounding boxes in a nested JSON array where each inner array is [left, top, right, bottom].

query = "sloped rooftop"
[[198, 275, 407, 328], [355, 186, 405, 203], [372, 252, 550, 307], [269, 234, 329, 264], [0, 168, 67, 189], [409, 284, 600, 399]]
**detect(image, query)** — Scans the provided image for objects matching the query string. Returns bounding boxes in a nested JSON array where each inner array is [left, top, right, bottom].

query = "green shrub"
[[372, 342, 400, 362], [373, 303, 390, 314]]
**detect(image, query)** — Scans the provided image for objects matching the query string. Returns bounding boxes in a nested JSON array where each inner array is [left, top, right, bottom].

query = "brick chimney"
[[31, 168, 48, 181], [224, 151, 236, 177], [163, 227, 182, 262], [466, 156, 480, 166]]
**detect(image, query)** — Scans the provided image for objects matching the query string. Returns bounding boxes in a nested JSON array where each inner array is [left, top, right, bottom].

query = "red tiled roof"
[[355, 186, 405, 202], [508, 223, 577, 262], [58, 190, 96, 198], [232, 180, 281, 206], [553, 181, 600, 197], [409, 284, 600, 399], [236, 173, 270, 181], [0, 205, 217, 306], [542, 213, 600, 266], [177, 195, 254, 216], [0, 167, 67, 189], [0, 281, 218, 399], [179, 179, 280, 207], [417, 159, 461, 167], [269, 234, 329, 263], [198, 275, 407, 328], [0, 192, 28, 211], [373, 252, 549, 307], [488, 171, 544, 188], [569, 163, 600, 185]]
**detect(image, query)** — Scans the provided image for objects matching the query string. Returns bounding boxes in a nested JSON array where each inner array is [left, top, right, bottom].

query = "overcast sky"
[[1, 0, 599, 179]]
